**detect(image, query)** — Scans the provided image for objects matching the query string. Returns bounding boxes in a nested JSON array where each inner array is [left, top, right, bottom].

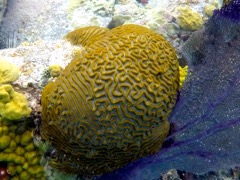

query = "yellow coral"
[[48, 65, 63, 77], [0, 119, 45, 179], [0, 89, 45, 178], [20, 130, 33, 146], [3, 140, 17, 153], [64, 26, 109, 46], [177, 6, 203, 31], [24, 151, 37, 162], [0, 59, 19, 84], [0, 125, 9, 135], [24, 142, 35, 151], [20, 41, 30, 46], [71, 46, 84, 58], [15, 146, 25, 155], [0, 135, 11, 149], [41, 24, 179, 175], [204, 4, 216, 17], [179, 66, 188, 88], [0, 84, 32, 120], [20, 171, 30, 179]]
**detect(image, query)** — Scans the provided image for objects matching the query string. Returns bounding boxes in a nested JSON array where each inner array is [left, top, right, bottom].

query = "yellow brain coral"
[[0, 85, 32, 120], [64, 26, 109, 46], [41, 24, 179, 175]]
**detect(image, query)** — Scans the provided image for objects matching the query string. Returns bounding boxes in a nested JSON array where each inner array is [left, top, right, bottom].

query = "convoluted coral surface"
[[64, 26, 109, 46], [0, 118, 45, 180], [41, 24, 179, 175]]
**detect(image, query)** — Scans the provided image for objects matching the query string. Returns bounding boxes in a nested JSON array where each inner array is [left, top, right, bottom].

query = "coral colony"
[[40, 24, 179, 175]]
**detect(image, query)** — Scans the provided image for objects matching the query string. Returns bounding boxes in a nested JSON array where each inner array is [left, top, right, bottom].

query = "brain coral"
[[40, 24, 179, 175], [64, 26, 109, 46]]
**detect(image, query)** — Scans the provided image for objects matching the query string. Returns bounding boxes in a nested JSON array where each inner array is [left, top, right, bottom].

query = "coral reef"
[[177, 6, 204, 31], [0, 40, 75, 88], [40, 24, 179, 175], [0, 44, 46, 179], [0, 0, 213, 51], [2, 1, 239, 179]]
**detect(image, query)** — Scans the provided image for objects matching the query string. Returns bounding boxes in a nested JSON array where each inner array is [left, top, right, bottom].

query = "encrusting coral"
[[0, 84, 32, 120], [0, 118, 45, 180], [48, 65, 63, 77], [0, 59, 20, 84], [40, 24, 180, 175], [177, 6, 204, 31], [204, 4, 216, 17], [0, 57, 45, 179], [179, 66, 188, 88]]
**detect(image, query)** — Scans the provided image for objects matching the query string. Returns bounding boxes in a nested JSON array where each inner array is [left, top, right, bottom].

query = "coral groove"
[[41, 24, 179, 175]]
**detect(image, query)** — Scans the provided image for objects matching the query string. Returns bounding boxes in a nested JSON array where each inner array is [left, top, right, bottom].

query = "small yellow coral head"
[[204, 4, 216, 17], [179, 66, 188, 88], [48, 65, 63, 77], [0, 59, 20, 84], [0, 85, 32, 120], [177, 6, 203, 31], [0, 135, 11, 149]]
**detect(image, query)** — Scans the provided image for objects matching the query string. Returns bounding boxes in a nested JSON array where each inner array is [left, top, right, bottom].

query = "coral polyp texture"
[[0, 85, 32, 120], [41, 24, 179, 175], [177, 6, 204, 31], [64, 26, 109, 46], [0, 119, 45, 179], [0, 59, 20, 84], [179, 66, 188, 88]]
